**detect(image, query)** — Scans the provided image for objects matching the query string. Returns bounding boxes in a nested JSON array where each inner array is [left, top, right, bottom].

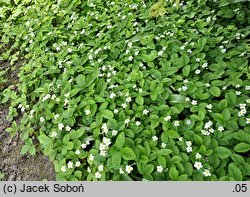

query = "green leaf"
[[114, 132, 125, 150], [38, 134, 52, 147], [101, 110, 114, 119], [66, 142, 74, 150], [150, 114, 160, 128], [121, 147, 136, 160], [158, 149, 172, 155], [75, 74, 85, 87], [74, 171, 82, 180], [210, 86, 221, 97], [157, 156, 166, 168], [20, 145, 30, 155], [234, 143, 250, 153], [168, 94, 187, 104], [143, 164, 154, 174], [214, 146, 232, 159], [135, 96, 144, 105], [166, 130, 180, 139], [150, 91, 157, 101], [169, 166, 179, 180], [182, 65, 190, 76], [228, 163, 243, 181], [170, 156, 182, 164], [112, 152, 121, 170], [225, 92, 237, 106]]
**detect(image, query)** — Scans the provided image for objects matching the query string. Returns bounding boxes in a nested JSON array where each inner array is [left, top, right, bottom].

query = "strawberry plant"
[[0, 0, 249, 181]]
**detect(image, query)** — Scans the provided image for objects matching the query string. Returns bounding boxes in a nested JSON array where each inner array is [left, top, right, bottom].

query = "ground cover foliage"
[[0, 0, 250, 181]]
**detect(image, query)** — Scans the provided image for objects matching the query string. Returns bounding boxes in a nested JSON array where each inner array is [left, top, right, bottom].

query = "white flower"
[[191, 100, 197, 105], [101, 123, 108, 134], [195, 70, 201, 74], [87, 167, 91, 173], [75, 161, 81, 167], [164, 115, 171, 121], [236, 91, 241, 95], [75, 150, 81, 155], [183, 79, 188, 83], [95, 172, 102, 179], [182, 86, 188, 91], [194, 161, 203, 170], [112, 130, 118, 136], [126, 97, 132, 102], [157, 165, 163, 172], [205, 83, 210, 87], [135, 121, 141, 126], [128, 56, 133, 61], [21, 107, 26, 112], [186, 119, 192, 125], [125, 118, 130, 124], [180, 46, 185, 50], [58, 123, 64, 130], [110, 92, 116, 99], [221, 48, 226, 53], [204, 121, 213, 129], [119, 168, 124, 174], [64, 99, 69, 106], [239, 104, 246, 109], [195, 153, 202, 159], [66, 126, 71, 131], [209, 128, 214, 133], [143, 109, 149, 115], [238, 109, 247, 117], [80, 29, 85, 34], [125, 165, 133, 173], [174, 121, 180, 127], [89, 154, 94, 161], [85, 109, 91, 115], [40, 117, 45, 123], [218, 126, 224, 132], [246, 118, 250, 124], [203, 169, 211, 177], [158, 50, 163, 56], [51, 131, 57, 138], [178, 137, 183, 141], [81, 143, 87, 149], [206, 104, 213, 109], [245, 86, 250, 90], [186, 146, 193, 152], [103, 137, 111, 146], [186, 141, 192, 147], [68, 161, 73, 169], [54, 114, 59, 120], [202, 62, 208, 68], [98, 164, 104, 172], [161, 143, 166, 148], [196, 58, 200, 62], [67, 48, 73, 53], [201, 130, 210, 136], [152, 136, 158, 141], [100, 150, 107, 156], [61, 166, 66, 172], [114, 109, 119, 114], [128, 42, 133, 48], [121, 103, 127, 108]]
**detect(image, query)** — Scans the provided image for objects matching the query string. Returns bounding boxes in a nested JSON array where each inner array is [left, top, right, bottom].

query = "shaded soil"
[[0, 57, 55, 181]]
